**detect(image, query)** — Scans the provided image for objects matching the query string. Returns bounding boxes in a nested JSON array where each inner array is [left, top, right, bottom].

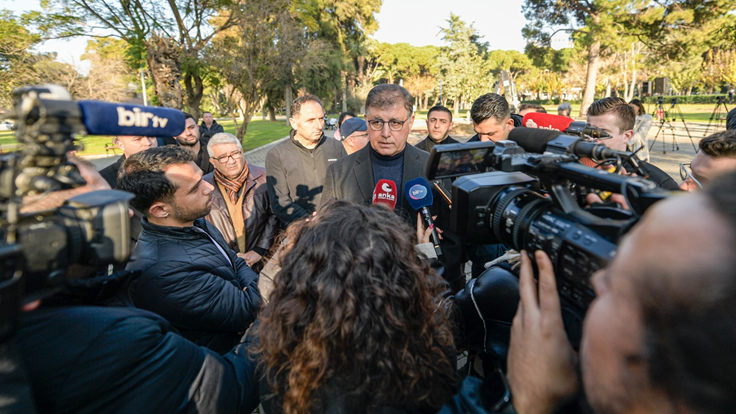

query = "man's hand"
[[238, 251, 262, 268], [507, 250, 578, 414]]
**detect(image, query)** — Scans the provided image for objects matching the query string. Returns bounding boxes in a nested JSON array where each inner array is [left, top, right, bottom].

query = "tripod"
[[703, 96, 730, 137], [649, 97, 679, 154]]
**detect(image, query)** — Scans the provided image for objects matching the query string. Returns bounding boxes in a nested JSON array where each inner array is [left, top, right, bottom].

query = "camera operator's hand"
[[507, 250, 578, 414]]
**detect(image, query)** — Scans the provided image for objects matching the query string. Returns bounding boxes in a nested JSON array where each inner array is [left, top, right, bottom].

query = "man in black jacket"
[[98, 135, 157, 188], [415, 105, 459, 153], [177, 112, 214, 174], [265, 95, 346, 227], [200, 111, 225, 141], [467, 93, 519, 143], [118, 146, 262, 354]]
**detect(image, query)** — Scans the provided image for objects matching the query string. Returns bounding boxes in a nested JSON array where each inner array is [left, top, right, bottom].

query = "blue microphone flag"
[[78, 100, 186, 138], [405, 176, 434, 211]]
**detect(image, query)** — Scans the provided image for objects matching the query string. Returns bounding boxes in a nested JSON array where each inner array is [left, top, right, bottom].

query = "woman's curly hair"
[[252, 200, 457, 413]]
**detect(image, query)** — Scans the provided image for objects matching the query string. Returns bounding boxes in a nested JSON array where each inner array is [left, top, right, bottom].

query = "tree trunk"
[[580, 40, 601, 117], [423, 94, 429, 111], [184, 71, 204, 120], [144, 33, 183, 109], [209, 91, 224, 116], [284, 82, 293, 127], [605, 78, 611, 98], [453, 97, 459, 117], [269, 106, 276, 121], [341, 71, 348, 112]]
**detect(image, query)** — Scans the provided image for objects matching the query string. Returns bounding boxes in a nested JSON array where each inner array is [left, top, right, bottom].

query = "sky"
[[3, 0, 540, 71]]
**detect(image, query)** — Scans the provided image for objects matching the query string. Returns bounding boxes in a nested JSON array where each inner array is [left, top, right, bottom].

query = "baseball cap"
[[340, 117, 367, 140]]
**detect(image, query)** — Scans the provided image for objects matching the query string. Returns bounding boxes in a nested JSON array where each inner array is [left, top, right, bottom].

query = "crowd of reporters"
[[3, 82, 736, 414]]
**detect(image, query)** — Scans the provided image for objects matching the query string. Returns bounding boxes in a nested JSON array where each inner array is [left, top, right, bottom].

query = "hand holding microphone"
[[405, 177, 442, 257]]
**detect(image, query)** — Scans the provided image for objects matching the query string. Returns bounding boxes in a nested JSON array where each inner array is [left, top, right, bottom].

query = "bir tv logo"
[[409, 184, 427, 200], [117, 107, 170, 128]]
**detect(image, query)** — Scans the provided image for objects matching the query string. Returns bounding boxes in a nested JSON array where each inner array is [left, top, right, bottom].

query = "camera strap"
[[468, 278, 488, 355]]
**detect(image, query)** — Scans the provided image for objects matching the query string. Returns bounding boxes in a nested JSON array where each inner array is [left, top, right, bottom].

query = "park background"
[[2, 0, 736, 156]]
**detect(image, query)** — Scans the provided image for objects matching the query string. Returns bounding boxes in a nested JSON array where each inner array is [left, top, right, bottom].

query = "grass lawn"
[[0, 118, 293, 156]]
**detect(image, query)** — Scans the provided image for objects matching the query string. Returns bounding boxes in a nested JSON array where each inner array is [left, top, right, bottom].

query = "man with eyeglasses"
[[321, 84, 434, 227], [586, 97, 678, 191], [679, 130, 736, 192], [203, 133, 278, 272], [266, 95, 346, 227]]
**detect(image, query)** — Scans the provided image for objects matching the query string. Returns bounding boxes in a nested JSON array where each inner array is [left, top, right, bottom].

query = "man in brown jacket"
[[203, 133, 279, 272]]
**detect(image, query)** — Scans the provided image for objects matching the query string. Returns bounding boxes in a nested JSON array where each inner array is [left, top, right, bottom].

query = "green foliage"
[[0, 10, 43, 107]]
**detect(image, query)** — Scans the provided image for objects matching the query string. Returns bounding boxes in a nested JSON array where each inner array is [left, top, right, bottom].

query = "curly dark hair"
[[252, 200, 456, 413]]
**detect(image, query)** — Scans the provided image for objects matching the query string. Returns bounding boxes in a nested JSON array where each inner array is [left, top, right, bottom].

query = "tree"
[[0, 10, 42, 108], [437, 14, 491, 116], [206, 0, 283, 139], [38, 0, 239, 117], [522, 0, 736, 115]]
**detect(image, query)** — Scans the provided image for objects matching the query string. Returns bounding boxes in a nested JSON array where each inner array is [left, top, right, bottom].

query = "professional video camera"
[[0, 85, 185, 343], [428, 128, 670, 347]]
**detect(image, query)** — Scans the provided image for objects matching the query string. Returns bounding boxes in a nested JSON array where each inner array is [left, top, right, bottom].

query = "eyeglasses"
[[212, 150, 243, 163], [679, 163, 703, 189], [367, 118, 408, 131]]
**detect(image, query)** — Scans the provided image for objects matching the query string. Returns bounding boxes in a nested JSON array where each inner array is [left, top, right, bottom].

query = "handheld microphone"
[[508, 128, 627, 160], [78, 100, 186, 137], [522, 112, 611, 140], [405, 177, 442, 256], [372, 179, 398, 210]]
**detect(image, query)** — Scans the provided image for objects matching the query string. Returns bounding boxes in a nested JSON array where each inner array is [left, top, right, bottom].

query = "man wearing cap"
[[339, 117, 370, 155]]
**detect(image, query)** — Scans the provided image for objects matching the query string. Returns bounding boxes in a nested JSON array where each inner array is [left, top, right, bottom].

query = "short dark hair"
[[636, 171, 736, 413], [290, 94, 323, 118], [365, 84, 413, 117], [117, 146, 194, 213], [427, 105, 453, 121], [470, 93, 510, 124], [587, 97, 636, 132], [629, 99, 646, 116], [183, 112, 195, 123], [338, 111, 356, 127], [518, 103, 547, 113], [202, 111, 212, 116], [699, 130, 736, 158]]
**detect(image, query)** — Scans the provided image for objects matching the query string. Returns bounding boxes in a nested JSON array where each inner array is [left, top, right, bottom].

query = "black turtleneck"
[[370, 146, 405, 209]]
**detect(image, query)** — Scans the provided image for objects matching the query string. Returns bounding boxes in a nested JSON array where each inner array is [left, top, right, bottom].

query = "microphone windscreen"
[[372, 179, 398, 210], [508, 128, 564, 154], [78, 101, 186, 138], [405, 177, 434, 211], [522, 112, 575, 132]]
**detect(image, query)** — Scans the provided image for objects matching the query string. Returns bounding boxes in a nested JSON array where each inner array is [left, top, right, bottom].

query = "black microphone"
[[405, 177, 442, 256], [508, 128, 627, 160]]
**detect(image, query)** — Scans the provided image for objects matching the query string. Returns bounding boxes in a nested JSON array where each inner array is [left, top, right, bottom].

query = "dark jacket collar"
[[140, 216, 211, 240], [289, 129, 325, 152]]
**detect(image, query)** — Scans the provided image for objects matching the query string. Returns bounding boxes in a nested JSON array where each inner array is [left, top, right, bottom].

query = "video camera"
[[0, 85, 185, 342], [428, 128, 669, 346]]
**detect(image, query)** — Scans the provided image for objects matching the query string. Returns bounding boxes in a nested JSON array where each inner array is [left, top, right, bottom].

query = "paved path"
[[87, 121, 723, 184]]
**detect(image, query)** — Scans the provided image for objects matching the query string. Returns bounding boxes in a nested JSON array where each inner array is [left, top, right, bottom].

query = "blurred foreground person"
[[679, 130, 736, 192], [13, 156, 260, 414], [444, 171, 736, 413], [250, 200, 457, 414]]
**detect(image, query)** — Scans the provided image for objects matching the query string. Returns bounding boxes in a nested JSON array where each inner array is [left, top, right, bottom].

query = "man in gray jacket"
[[265, 95, 346, 227]]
